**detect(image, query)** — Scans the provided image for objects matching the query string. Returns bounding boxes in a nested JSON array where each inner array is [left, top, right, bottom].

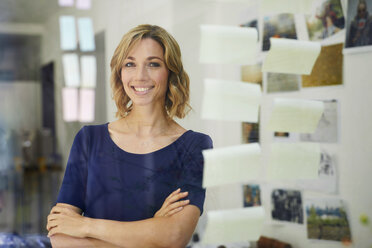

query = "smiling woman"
[[46, 24, 213, 248]]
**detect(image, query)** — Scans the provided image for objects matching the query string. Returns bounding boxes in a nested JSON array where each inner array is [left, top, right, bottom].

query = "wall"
[[40, 0, 372, 247]]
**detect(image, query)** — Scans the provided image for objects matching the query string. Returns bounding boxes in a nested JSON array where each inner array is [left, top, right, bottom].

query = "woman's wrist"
[[83, 216, 94, 238]]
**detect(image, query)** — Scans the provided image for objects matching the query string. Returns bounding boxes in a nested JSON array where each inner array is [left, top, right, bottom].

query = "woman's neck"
[[123, 104, 172, 138]]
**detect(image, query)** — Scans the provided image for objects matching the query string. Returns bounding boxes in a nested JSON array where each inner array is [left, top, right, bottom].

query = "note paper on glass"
[[62, 88, 78, 122], [81, 55, 97, 88], [62, 53, 80, 87], [268, 98, 324, 133], [260, 0, 314, 14], [202, 207, 265, 244], [268, 142, 320, 180], [78, 17, 95, 52], [262, 38, 321, 75], [201, 78, 262, 122], [79, 89, 95, 122], [199, 25, 258, 65], [203, 143, 261, 188], [59, 16, 77, 50]]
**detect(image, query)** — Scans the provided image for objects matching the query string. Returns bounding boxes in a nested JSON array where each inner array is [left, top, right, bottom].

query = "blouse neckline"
[[104, 122, 192, 156]]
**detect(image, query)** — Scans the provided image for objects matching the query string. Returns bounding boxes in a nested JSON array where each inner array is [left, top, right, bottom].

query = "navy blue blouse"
[[57, 123, 213, 221]]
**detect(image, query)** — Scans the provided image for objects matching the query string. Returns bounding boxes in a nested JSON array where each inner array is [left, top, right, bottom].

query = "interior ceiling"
[[0, 0, 60, 23]]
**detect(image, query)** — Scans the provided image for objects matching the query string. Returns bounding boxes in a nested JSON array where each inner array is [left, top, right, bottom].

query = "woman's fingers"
[[163, 199, 190, 215], [164, 191, 188, 207], [165, 206, 184, 217], [165, 188, 181, 201]]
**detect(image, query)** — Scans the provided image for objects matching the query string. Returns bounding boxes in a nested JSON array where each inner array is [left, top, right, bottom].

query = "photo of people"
[[266, 72, 300, 93], [262, 14, 297, 51], [271, 189, 303, 224], [306, 0, 345, 41], [306, 198, 352, 243], [345, 0, 372, 48], [243, 184, 261, 207]]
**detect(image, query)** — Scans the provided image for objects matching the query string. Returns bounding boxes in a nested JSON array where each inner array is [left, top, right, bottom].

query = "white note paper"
[[62, 88, 78, 122], [59, 16, 77, 50], [260, 0, 314, 14], [81, 55, 97, 88], [201, 78, 262, 122], [268, 98, 324, 133], [262, 38, 321, 75], [268, 142, 320, 180], [62, 53, 80, 87], [202, 207, 265, 244], [78, 17, 95, 52], [79, 89, 95, 122], [203, 143, 261, 188], [199, 25, 258, 65]]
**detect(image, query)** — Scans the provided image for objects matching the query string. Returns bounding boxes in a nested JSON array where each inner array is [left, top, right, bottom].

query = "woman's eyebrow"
[[126, 56, 135, 60], [147, 56, 163, 61]]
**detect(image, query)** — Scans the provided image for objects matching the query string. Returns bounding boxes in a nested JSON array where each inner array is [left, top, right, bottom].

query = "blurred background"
[[0, 0, 371, 247]]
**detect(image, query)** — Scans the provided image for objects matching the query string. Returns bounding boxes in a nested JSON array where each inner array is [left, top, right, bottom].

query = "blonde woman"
[[47, 24, 212, 247]]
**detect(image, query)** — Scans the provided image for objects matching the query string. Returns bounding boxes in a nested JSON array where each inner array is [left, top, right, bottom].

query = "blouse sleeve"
[[178, 134, 213, 215], [56, 127, 89, 211]]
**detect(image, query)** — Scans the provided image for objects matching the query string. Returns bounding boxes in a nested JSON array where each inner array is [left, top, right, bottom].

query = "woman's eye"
[[149, 62, 160, 67], [124, 62, 135, 67]]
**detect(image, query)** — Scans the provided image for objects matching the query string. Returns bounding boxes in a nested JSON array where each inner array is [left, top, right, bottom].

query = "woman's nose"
[[135, 65, 149, 81]]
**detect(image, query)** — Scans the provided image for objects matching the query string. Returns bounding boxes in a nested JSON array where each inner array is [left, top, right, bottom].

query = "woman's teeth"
[[134, 87, 150, 92]]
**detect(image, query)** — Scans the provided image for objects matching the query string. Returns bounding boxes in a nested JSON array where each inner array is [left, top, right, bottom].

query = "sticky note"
[[203, 143, 261, 188], [79, 89, 95, 122], [81, 55, 97, 88], [62, 88, 78, 122], [199, 25, 258, 65], [268, 98, 324, 133], [260, 0, 314, 14], [59, 0, 74, 7], [78, 17, 95, 52], [201, 78, 262, 122], [268, 142, 320, 180], [202, 207, 265, 244], [59, 16, 77, 50], [262, 38, 321, 75], [76, 0, 91, 9], [62, 53, 80, 87]]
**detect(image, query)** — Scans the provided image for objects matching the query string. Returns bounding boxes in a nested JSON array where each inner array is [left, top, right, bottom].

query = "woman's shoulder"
[[74, 123, 108, 142], [180, 130, 213, 152]]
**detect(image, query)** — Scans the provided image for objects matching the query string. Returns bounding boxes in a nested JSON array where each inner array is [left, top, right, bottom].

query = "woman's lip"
[[131, 86, 154, 95]]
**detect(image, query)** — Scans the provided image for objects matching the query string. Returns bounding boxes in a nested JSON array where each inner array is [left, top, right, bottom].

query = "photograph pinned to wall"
[[266, 72, 300, 93], [300, 99, 338, 143], [262, 13, 297, 51], [242, 122, 259, 143], [302, 43, 343, 87], [243, 184, 261, 207], [305, 0, 345, 41], [296, 150, 337, 193], [271, 189, 303, 224], [306, 198, 352, 243], [241, 63, 262, 86], [345, 0, 372, 51]]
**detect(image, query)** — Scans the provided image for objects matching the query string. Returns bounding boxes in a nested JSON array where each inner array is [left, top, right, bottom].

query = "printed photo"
[[306, 198, 352, 243], [241, 63, 262, 86], [296, 150, 337, 194], [302, 43, 343, 87], [243, 184, 261, 207], [242, 122, 259, 144], [266, 73, 300, 93], [262, 14, 297, 51], [271, 189, 303, 224], [300, 100, 338, 143], [306, 0, 345, 41], [345, 0, 372, 48]]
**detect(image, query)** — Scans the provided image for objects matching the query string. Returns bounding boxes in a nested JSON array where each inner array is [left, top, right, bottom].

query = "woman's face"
[[121, 38, 169, 108]]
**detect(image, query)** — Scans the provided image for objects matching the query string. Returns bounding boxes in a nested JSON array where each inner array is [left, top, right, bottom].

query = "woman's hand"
[[154, 188, 189, 218], [47, 205, 89, 238]]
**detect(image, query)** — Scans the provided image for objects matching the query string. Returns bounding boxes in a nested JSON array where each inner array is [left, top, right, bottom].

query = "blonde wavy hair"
[[110, 24, 191, 119]]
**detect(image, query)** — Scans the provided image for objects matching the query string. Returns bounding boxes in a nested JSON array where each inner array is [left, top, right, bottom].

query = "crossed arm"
[[47, 189, 199, 248]]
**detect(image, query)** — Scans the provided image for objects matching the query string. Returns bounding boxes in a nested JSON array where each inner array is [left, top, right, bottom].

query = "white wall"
[[39, 0, 372, 247]]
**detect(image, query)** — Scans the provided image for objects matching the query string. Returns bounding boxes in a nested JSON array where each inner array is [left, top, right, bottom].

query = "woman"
[[47, 24, 213, 247]]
